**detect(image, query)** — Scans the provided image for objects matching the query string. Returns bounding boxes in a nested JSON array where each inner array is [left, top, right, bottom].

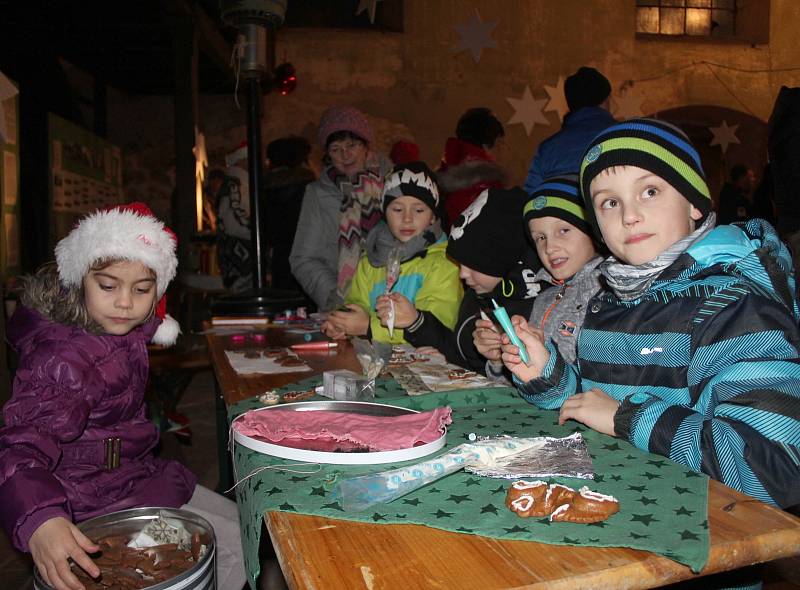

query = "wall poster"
[[48, 113, 123, 244]]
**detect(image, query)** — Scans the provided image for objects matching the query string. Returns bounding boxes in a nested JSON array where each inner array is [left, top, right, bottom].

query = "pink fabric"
[[234, 407, 452, 452]]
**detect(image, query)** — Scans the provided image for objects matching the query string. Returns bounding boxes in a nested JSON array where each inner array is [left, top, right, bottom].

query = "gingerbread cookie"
[[448, 368, 477, 380], [549, 486, 620, 523], [279, 357, 305, 367], [263, 347, 285, 358], [281, 388, 316, 402], [506, 481, 619, 523]]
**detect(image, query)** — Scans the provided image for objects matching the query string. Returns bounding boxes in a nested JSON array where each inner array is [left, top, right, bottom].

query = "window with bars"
[[636, 0, 736, 37]]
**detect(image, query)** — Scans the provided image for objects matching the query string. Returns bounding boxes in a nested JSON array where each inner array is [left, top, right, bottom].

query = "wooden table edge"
[[264, 501, 800, 590]]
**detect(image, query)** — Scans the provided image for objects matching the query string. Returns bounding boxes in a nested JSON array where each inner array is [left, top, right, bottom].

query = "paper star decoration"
[[544, 75, 569, 122], [612, 91, 644, 119], [453, 9, 498, 64], [709, 120, 740, 154], [506, 86, 550, 135], [356, 0, 383, 24]]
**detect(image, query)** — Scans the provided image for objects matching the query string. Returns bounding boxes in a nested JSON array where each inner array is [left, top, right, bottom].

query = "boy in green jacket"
[[322, 162, 462, 344]]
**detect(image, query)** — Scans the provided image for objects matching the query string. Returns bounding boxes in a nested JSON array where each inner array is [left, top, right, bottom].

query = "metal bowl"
[[33, 507, 216, 590]]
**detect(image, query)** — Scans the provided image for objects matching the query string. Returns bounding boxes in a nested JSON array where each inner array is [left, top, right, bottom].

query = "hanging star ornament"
[[709, 120, 740, 154], [453, 9, 498, 64], [543, 75, 569, 122], [355, 0, 383, 24], [612, 91, 644, 119], [506, 86, 550, 136]]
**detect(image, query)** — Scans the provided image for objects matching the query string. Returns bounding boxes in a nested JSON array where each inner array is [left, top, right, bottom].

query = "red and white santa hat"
[[54, 202, 181, 346]]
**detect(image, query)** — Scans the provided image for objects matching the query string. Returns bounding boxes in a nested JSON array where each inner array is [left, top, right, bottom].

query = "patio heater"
[[212, 0, 307, 316]]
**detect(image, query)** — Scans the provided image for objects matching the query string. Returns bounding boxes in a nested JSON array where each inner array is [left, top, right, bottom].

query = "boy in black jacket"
[[404, 187, 541, 374]]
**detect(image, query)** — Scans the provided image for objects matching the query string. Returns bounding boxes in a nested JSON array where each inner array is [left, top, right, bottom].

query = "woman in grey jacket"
[[289, 106, 391, 309]]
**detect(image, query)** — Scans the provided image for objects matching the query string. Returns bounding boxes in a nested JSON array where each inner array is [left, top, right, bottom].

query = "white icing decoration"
[[512, 480, 546, 490], [578, 486, 617, 503], [511, 495, 534, 512], [549, 503, 570, 521]]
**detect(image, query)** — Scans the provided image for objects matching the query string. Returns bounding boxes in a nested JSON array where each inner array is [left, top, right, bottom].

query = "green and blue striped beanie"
[[523, 174, 592, 239], [579, 118, 711, 234]]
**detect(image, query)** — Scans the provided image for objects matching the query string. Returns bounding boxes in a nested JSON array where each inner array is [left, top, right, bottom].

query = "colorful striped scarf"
[[335, 152, 385, 301]]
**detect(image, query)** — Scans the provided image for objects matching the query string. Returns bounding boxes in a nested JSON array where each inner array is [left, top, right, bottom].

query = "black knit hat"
[[564, 67, 611, 112], [455, 107, 505, 149], [382, 161, 441, 215], [523, 174, 592, 239], [447, 187, 529, 278], [579, 117, 711, 238]]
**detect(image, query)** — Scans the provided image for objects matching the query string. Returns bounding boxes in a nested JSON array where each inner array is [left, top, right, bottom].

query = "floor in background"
[[0, 370, 798, 589]]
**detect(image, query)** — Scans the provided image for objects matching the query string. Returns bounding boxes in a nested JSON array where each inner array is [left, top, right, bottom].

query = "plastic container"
[[33, 507, 216, 590], [323, 369, 375, 401]]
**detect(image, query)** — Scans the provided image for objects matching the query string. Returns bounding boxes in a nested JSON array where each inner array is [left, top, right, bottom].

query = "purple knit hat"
[[317, 106, 373, 149]]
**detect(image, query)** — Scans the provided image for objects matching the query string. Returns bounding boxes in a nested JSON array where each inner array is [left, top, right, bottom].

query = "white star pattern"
[[612, 91, 644, 119], [506, 86, 550, 136], [543, 75, 569, 122], [709, 120, 740, 154], [452, 9, 498, 64], [355, 0, 382, 24]]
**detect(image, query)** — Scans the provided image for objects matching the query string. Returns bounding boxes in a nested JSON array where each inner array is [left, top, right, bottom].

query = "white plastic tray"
[[232, 400, 447, 465]]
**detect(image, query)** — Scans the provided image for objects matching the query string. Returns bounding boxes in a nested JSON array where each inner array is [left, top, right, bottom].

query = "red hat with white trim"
[[54, 202, 181, 346]]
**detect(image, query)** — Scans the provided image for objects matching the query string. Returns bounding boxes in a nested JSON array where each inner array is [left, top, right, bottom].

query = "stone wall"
[[109, 0, 800, 217]]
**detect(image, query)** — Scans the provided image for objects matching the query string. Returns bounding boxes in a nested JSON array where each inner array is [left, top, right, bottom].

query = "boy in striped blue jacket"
[[501, 118, 800, 512]]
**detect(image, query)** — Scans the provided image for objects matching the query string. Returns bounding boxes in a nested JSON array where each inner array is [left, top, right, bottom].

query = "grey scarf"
[[365, 220, 444, 267], [601, 213, 717, 301]]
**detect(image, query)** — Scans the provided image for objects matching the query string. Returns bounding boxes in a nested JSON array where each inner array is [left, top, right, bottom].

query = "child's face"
[[385, 196, 435, 242], [84, 260, 157, 336], [459, 265, 501, 294], [589, 166, 703, 266], [528, 217, 597, 281]]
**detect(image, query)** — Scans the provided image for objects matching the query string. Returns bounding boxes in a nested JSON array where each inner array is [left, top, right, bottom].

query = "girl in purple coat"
[[0, 204, 245, 590]]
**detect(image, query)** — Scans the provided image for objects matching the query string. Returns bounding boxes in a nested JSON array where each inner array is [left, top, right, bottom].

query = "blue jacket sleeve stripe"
[[711, 419, 774, 505], [689, 332, 798, 385], [516, 342, 578, 408], [716, 405, 800, 444], [628, 399, 665, 451], [703, 361, 800, 400], [668, 410, 704, 472]]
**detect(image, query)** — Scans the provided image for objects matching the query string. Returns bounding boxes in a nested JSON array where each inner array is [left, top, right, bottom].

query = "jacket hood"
[[6, 306, 62, 355], [437, 138, 507, 193], [672, 219, 799, 319]]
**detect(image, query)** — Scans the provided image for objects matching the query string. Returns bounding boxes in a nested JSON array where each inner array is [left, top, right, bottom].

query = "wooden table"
[[205, 326, 361, 407], [205, 324, 800, 589], [204, 323, 363, 489]]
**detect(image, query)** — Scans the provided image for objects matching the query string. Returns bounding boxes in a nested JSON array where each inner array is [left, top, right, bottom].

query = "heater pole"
[[246, 74, 265, 289]]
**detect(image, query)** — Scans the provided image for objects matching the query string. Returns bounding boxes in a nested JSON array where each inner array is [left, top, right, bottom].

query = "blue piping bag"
[[491, 298, 530, 365]]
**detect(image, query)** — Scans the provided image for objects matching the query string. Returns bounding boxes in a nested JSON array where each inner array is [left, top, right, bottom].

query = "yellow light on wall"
[[193, 127, 208, 232]]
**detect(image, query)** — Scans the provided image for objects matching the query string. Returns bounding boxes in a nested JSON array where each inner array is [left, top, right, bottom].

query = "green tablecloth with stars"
[[228, 377, 710, 588]]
